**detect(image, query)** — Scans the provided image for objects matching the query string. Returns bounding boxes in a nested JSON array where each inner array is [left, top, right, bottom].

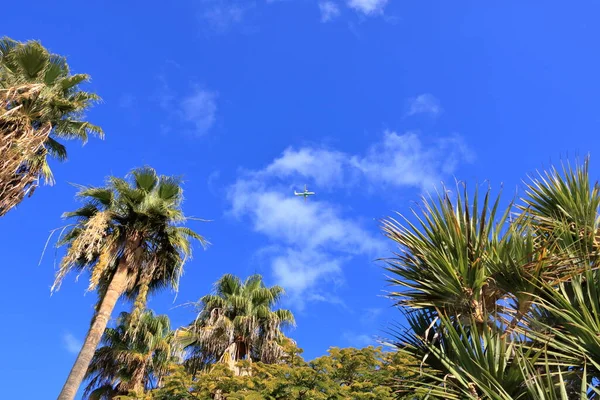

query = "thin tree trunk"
[[57, 262, 129, 400]]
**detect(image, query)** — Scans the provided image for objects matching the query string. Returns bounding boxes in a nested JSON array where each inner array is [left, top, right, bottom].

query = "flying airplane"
[[294, 185, 315, 201]]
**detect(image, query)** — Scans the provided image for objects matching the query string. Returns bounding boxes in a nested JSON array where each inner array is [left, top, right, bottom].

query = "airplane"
[[294, 185, 315, 201]]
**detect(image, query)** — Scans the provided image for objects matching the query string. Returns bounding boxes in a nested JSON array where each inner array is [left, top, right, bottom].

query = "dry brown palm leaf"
[[0, 84, 51, 216], [51, 211, 112, 292]]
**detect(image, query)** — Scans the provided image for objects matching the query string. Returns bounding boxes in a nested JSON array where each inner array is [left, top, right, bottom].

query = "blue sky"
[[3, 1, 600, 398]]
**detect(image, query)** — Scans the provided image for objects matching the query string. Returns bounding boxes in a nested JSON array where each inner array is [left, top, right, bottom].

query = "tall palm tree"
[[384, 159, 600, 399], [53, 167, 207, 400], [0, 37, 102, 216], [177, 274, 295, 376], [84, 310, 177, 399]]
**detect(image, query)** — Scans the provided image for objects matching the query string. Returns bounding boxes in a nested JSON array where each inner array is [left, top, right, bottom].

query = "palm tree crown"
[[54, 166, 207, 310], [177, 274, 295, 374], [384, 159, 600, 399], [0, 37, 102, 215], [84, 310, 177, 399], [55, 166, 207, 400]]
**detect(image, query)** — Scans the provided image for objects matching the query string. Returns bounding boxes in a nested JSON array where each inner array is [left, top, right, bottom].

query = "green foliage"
[[384, 158, 600, 399], [0, 37, 102, 215], [136, 345, 420, 400], [54, 166, 208, 318], [176, 274, 294, 373], [104, 275, 419, 400], [0, 37, 102, 144], [84, 310, 177, 399]]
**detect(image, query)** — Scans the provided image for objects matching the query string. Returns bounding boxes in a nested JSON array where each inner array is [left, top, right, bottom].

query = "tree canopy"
[[176, 273, 294, 375], [127, 344, 419, 400], [0, 37, 101, 215]]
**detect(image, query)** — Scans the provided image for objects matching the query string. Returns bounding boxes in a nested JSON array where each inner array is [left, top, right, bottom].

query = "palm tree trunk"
[[129, 353, 151, 394], [57, 261, 129, 400]]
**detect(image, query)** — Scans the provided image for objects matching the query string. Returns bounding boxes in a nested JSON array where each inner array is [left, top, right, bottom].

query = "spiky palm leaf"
[[523, 265, 600, 397], [385, 159, 600, 399], [396, 310, 586, 400], [382, 184, 517, 325]]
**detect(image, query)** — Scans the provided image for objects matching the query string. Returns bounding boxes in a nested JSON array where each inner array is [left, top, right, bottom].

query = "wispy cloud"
[[63, 333, 81, 354], [350, 131, 472, 191], [263, 131, 472, 192], [264, 147, 349, 187], [347, 0, 388, 16], [228, 171, 383, 308], [319, 1, 341, 22], [198, 0, 254, 33], [406, 93, 443, 118], [228, 177, 383, 308], [156, 73, 219, 137], [227, 131, 472, 308], [342, 331, 376, 347], [180, 88, 219, 136]]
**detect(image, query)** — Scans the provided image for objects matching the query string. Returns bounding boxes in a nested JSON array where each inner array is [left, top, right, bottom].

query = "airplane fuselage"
[[294, 190, 315, 199], [294, 186, 315, 200]]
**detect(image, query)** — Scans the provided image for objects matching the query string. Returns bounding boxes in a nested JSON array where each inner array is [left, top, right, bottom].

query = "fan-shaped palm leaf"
[[177, 274, 294, 375], [83, 310, 178, 399], [55, 167, 207, 400], [0, 37, 102, 215]]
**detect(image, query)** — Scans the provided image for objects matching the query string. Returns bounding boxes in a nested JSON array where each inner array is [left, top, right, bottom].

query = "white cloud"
[[228, 172, 383, 309], [264, 147, 349, 187], [342, 332, 376, 347], [319, 1, 341, 22], [227, 131, 472, 308], [406, 93, 443, 117], [272, 249, 344, 296], [263, 131, 472, 192], [180, 88, 218, 136], [155, 65, 218, 136], [351, 131, 472, 191], [63, 333, 82, 354], [347, 0, 388, 15], [198, 0, 254, 33]]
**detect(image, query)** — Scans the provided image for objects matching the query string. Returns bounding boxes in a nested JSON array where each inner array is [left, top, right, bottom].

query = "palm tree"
[[84, 310, 177, 399], [384, 159, 600, 399], [53, 167, 207, 400], [0, 37, 102, 216], [177, 274, 295, 376]]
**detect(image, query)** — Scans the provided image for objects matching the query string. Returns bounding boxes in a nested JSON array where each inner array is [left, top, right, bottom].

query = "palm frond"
[[0, 37, 102, 215], [179, 273, 295, 371]]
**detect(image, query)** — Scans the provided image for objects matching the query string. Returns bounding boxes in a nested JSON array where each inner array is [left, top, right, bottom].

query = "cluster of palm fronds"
[[81, 273, 296, 399], [54, 167, 208, 400], [176, 274, 295, 377], [84, 310, 178, 399], [0, 37, 101, 216], [384, 159, 600, 399], [54, 166, 210, 329], [0, 84, 50, 214]]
